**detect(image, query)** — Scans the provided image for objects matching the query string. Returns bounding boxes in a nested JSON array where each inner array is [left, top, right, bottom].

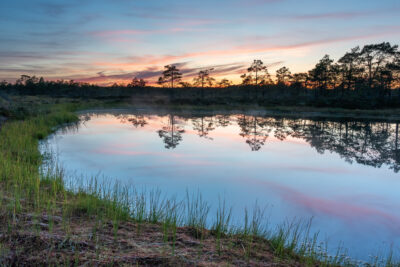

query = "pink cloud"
[[93, 31, 396, 69], [243, 178, 400, 234]]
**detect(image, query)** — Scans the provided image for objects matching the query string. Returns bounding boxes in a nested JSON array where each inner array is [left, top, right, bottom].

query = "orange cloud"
[[93, 32, 395, 69]]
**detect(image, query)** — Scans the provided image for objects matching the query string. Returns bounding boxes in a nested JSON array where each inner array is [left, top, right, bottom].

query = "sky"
[[0, 0, 399, 86]]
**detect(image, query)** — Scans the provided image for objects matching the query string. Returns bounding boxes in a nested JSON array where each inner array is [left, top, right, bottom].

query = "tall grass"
[[185, 189, 210, 238], [0, 101, 399, 266]]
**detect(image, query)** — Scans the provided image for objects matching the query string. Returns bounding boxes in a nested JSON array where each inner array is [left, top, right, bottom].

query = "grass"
[[0, 96, 399, 265]]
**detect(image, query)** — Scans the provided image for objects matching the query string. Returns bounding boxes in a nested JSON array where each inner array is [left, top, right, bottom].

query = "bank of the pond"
[[113, 101, 400, 121], [0, 97, 398, 266], [3, 94, 400, 121]]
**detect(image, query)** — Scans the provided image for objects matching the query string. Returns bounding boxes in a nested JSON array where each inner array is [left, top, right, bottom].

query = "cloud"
[[75, 62, 248, 85], [94, 32, 392, 69], [97, 71, 106, 77], [243, 178, 400, 234], [0, 51, 51, 60], [90, 27, 207, 42], [290, 8, 400, 21]]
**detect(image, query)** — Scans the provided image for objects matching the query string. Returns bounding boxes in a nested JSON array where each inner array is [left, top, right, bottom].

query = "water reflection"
[[238, 115, 271, 151], [110, 112, 400, 172], [192, 116, 215, 140], [118, 114, 147, 128], [47, 110, 400, 261], [157, 115, 185, 149]]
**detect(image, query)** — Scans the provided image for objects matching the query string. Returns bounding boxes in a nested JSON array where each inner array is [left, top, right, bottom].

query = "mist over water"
[[43, 109, 400, 261]]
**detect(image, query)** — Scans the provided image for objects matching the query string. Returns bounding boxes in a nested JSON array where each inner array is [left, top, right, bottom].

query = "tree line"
[[1, 42, 400, 108]]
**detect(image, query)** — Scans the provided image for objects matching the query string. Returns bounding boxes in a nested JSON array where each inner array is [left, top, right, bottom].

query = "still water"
[[43, 109, 400, 261]]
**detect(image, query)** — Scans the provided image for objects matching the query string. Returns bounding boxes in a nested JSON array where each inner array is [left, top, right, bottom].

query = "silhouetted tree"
[[111, 83, 120, 88], [360, 42, 398, 97], [276, 66, 292, 84], [359, 42, 399, 89], [388, 55, 400, 89], [128, 77, 146, 87], [217, 79, 232, 88], [157, 77, 166, 87], [193, 69, 215, 88], [0, 80, 8, 90], [292, 73, 308, 87], [179, 81, 192, 88], [159, 65, 182, 88], [193, 69, 215, 98], [308, 55, 335, 94], [240, 73, 253, 85], [338, 46, 363, 92], [247, 60, 266, 86]]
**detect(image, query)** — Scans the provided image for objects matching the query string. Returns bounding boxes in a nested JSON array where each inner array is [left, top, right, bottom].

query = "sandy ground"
[[0, 212, 304, 266]]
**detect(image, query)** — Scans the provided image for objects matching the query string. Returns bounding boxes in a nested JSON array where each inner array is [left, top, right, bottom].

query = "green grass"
[[0, 98, 399, 266]]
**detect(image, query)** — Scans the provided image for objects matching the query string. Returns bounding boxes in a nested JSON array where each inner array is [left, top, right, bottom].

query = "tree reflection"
[[260, 118, 400, 172], [192, 116, 215, 140], [233, 115, 400, 171], [118, 114, 147, 128], [112, 112, 400, 172], [237, 115, 271, 151], [215, 115, 232, 127], [128, 115, 147, 128], [158, 115, 185, 149]]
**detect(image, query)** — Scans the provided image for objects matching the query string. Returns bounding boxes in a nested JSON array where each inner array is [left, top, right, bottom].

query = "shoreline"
[[79, 103, 400, 121]]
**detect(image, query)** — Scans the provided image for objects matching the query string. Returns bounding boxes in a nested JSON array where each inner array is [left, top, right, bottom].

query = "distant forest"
[[1, 42, 400, 108]]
